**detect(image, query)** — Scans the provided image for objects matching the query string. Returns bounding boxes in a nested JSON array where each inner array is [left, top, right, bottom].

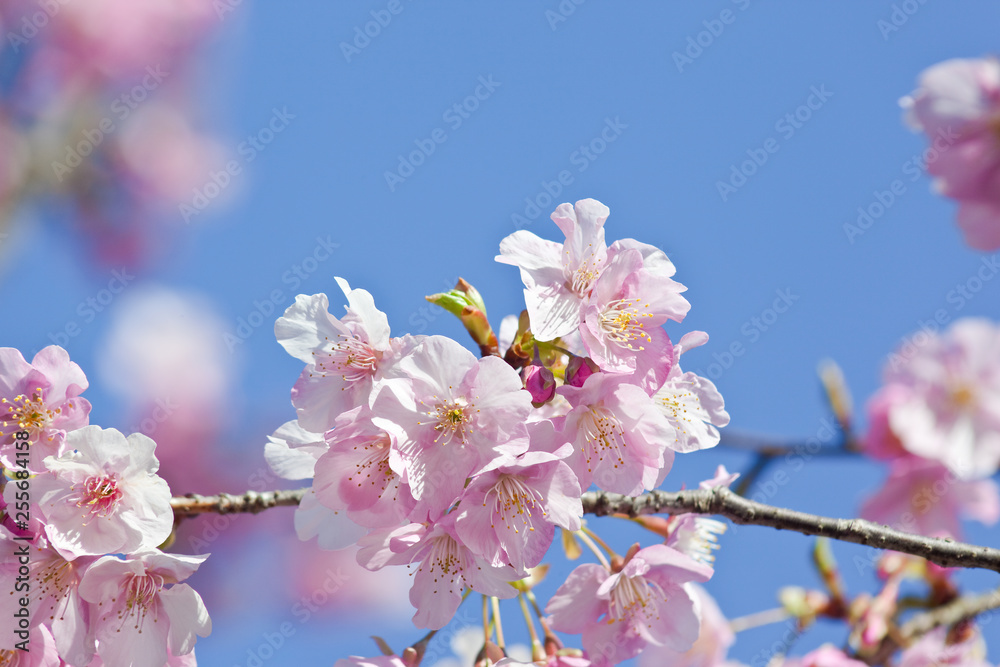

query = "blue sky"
[[4, 1, 1000, 664]]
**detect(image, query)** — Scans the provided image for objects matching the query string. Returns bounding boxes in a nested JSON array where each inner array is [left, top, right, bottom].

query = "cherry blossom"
[[902, 56, 1000, 250], [275, 279, 403, 431], [497, 199, 610, 341], [357, 515, 519, 630], [859, 456, 1000, 539], [28, 426, 173, 558], [77, 551, 210, 667], [579, 240, 688, 374], [545, 544, 714, 666], [0, 346, 91, 474], [371, 336, 531, 518], [651, 332, 730, 454], [880, 318, 1000, 478], [638, 584, 738, 667], [454, 448, 582, 572], [897, 627, 991, 667], [781, 646, 870, 667], [557, 372, 674, 494], [312, 407, 416, 529], [333, 657, 407, 667]]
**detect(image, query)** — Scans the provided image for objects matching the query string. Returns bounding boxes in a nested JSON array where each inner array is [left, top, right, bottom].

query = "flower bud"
[[522, 364, 555, 405], [564, 356, 600, 388]]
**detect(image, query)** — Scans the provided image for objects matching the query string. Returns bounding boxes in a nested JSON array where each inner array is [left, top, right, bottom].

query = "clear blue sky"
[[3, 2, 1000, 664]]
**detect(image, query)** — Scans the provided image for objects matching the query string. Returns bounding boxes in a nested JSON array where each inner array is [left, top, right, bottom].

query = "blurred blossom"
[[897, 627, 991, 667], [639, 584, 741, 667], [97, 285, 233, 491], [870, 318, 1000, 479], [902, 56, 1000, 251], [0, 0, 225, 269]]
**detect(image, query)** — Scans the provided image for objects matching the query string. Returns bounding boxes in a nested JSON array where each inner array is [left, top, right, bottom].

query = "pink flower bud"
[[523, 364, 556, 405], [564, 356, 599, 388]]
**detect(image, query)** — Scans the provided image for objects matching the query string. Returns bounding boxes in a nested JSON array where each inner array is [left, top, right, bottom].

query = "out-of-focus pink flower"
[[897, 627, 990, 667], [546, 545, 714, 666], [52, 0, 215, 79], [334, 656, 407, 667], [0, 624, 61, 666], [28, 426, 172, 559], [78, 551, 210, 667], [880, 318, 1000, 478], [859, 456, 999, 539], [652, 332, 729, 454], [902, 57, 1000, 250], [357, 515, 519, 630], [0, 346, 91, 473], [557, 372, 674, 494], [497, 199, 610, 341], [781, 646, 869, 667], [371, 336, 530, 519], [860, 384, 911, 461], [639, 584, 736, 667], [97, 286, 233, 494], [579, 239, 688, 374], [454, 449, 582, 572], [115, 103, 227, 203]]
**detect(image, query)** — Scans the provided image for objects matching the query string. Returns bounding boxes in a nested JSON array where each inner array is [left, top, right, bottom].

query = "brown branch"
[[172, 487, 1000, 575], [170, 489, 306, 516], [899, 585, 1000, 640], [583, 487, 1000, 574]]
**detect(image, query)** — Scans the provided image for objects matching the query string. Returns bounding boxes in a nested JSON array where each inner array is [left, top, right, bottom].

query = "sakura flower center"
[[567, 251, 603, 297], [77, 474, 124, 518], [599, 298, 653, 350], [580, 405, 627, 471], [347, 435, 396, 490], [317, 333, 379, 383], [36, 556, 79, 622], [418, 535, 467, 596], [424, 397, 475, 445], [108, 572, 165, 631], [485, 474, 545, 534], [0, 388, 63, 439], [606, 572, 669, 628]]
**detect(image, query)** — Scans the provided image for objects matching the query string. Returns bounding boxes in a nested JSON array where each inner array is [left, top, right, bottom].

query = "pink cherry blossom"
[[639, 584, 736, 667], [497, 199, 610, 341], [371, 336, 531, 518], [781, 646, 869, 667], [651, 332, 730, 454], [77, 551, 210, 667], [276, 280, 406, 431], [312, 407, 416, 529], [334, 657, 407, 667], [897, 627, 991, 667], [579, 240, 689, 374], [546, 544, 714, 666], [0, 346, 91, 474], [0, 624, 61, 666], [28, 426, 173, 559], [859, 456, 999, 539], [860, 384, 911, 461], [557, 372, 674, 495], [902, 57, 1000, 250], [454, 449, 583, 572], [263, 418, 367, 549], [357, 515, 519, 630], [880, 318, 1000, 478]]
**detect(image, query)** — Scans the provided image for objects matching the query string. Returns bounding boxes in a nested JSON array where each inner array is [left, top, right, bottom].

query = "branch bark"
[[171, 486, 1000, 574]]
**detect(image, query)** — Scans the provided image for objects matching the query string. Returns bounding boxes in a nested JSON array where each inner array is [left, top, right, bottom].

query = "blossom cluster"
[[268, 199, 730, 664], [0, 346, 210, 667]]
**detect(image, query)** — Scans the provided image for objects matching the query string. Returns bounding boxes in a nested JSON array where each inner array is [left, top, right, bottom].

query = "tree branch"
[[899, 585, 1000, 640], [171, 486, 1000, 575]]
